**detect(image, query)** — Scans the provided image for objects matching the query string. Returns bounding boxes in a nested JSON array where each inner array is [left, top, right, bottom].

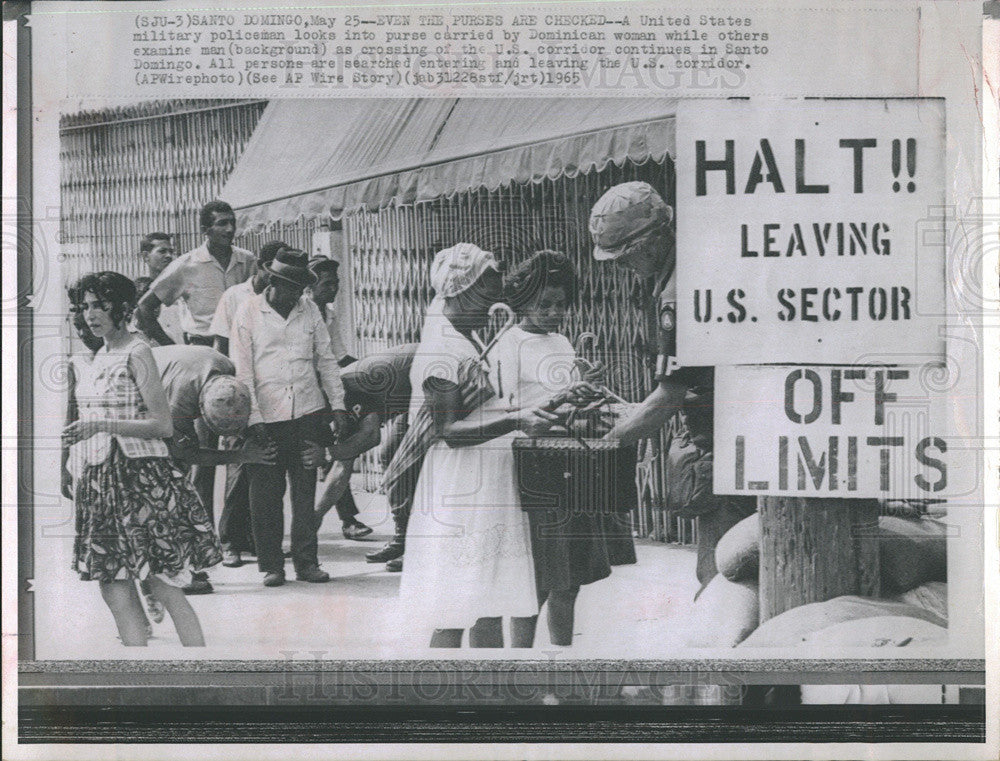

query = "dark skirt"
[[72, 444, 222, 584], [527, 509, 637, 594]]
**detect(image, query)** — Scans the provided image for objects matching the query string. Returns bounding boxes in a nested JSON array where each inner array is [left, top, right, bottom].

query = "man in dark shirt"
[[310, 344, 417, 546]]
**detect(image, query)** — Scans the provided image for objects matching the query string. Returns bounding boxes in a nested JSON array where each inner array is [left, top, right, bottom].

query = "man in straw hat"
[[230, 249, 348, 587], [154, 344, 277, 595], [149, 349, 270, 604]]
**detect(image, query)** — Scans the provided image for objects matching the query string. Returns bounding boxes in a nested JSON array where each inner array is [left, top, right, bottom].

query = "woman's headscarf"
[[384, 244, 500, 503], [410, 243, 498, 416], [429, 243, 498, 299]]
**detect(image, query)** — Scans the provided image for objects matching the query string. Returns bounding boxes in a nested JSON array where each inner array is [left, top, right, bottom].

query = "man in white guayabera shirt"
[[208, 239, 288, 569], [230, 249, 348, 588]]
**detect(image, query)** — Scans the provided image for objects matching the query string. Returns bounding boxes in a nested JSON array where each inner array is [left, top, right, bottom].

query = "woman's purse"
[[513, 435, 638, 514]]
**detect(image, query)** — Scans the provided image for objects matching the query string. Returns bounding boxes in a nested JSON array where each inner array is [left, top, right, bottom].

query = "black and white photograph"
[[38, 94, 968, 661], [5, 0, 996, 755]]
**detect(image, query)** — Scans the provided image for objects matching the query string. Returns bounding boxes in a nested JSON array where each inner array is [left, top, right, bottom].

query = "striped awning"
[[222, 98, 677, 226]]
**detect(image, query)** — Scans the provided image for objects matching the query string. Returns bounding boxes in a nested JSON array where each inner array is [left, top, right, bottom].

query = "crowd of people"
[[62, 184, 728, 650]]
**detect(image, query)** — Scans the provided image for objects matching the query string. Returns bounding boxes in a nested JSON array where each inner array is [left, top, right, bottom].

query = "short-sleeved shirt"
[[69, 339, 171, 472], [209, 279, 256, 340], [128, 302, 184, 346], [151, 242, 256, 338], [322, 309, 350, 362], [157, 302, 186, 345], [407, 306, 476, 419], [489, 325, 577, 409], [341, 344, 417, 420], [652, 265, 712, 389], [382, 329, 492, 505], [152, 345, 235, 444]]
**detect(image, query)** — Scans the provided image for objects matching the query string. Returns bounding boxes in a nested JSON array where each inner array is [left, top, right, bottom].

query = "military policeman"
[[590, 181, 713, 443], [590, 181, 756, 589]]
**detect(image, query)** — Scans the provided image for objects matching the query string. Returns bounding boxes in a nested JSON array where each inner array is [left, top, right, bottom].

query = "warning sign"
[[675, 98, 946, 366], [713, 364, 954, 498]]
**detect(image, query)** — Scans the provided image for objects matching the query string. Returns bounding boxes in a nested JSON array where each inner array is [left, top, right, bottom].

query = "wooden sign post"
[[758, 497, 880, 621], [675, 99, 948, 629]]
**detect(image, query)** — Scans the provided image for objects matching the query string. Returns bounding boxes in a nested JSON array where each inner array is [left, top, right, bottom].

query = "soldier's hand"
[[241, 438, 277, 465], [600, 403, 640, 441]]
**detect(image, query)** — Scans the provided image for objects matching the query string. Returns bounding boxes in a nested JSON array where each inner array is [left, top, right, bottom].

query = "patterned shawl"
[[382, 353, 495, 513]]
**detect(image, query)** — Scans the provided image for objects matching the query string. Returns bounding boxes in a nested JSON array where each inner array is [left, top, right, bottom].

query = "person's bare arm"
[[603, 377, 687, 445], [62, 343, 173, 444], [327, 412, 381, 461], [168, 435, 276, 467], [429, 379, 557, 448], [314, 459, 355, 524], [209, 294, 232, 356], [135, 290, 175, 346], [61, 363, 79, 499]]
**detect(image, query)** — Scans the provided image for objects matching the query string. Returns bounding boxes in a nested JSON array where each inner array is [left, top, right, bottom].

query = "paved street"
[[34, 482, 701, 660]]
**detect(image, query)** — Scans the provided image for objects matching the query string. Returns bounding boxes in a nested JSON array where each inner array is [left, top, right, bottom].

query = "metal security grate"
[[60, 100, 267, 282], [58, 101, 696, 545]]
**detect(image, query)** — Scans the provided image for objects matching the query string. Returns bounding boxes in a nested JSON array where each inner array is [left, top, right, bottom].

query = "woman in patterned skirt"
[[63, 271, 221, 646]]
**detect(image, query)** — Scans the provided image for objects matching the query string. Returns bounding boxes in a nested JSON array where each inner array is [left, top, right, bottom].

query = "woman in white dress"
[[395, 244, 559, 648]]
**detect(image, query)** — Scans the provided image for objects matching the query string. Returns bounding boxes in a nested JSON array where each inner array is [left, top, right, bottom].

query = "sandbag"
[[799, 615, 947, 648], [892, 581, 947, 623], [739, 595, 947, 648], [695, 500, 756, 587], [715, 512, 760, 582], [879, 516, 947, 594], [686, 574, 759, 648], [710, 514, 947, 591]]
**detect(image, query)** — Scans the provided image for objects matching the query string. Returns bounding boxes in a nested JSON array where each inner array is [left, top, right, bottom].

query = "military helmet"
[[589, 181, 674, 261], [199, 374, 252, 436]]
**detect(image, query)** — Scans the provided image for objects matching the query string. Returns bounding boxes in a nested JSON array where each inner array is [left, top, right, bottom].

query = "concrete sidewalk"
[[34, 486, 702, 660]]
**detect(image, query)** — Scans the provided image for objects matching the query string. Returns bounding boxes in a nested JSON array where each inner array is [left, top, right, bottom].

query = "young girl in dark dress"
[[492, 252, 637, 646], [63, 272, 221, 646]]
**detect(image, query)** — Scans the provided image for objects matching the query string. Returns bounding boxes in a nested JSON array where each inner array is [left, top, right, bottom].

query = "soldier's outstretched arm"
[[604, 377, 687, 446]]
